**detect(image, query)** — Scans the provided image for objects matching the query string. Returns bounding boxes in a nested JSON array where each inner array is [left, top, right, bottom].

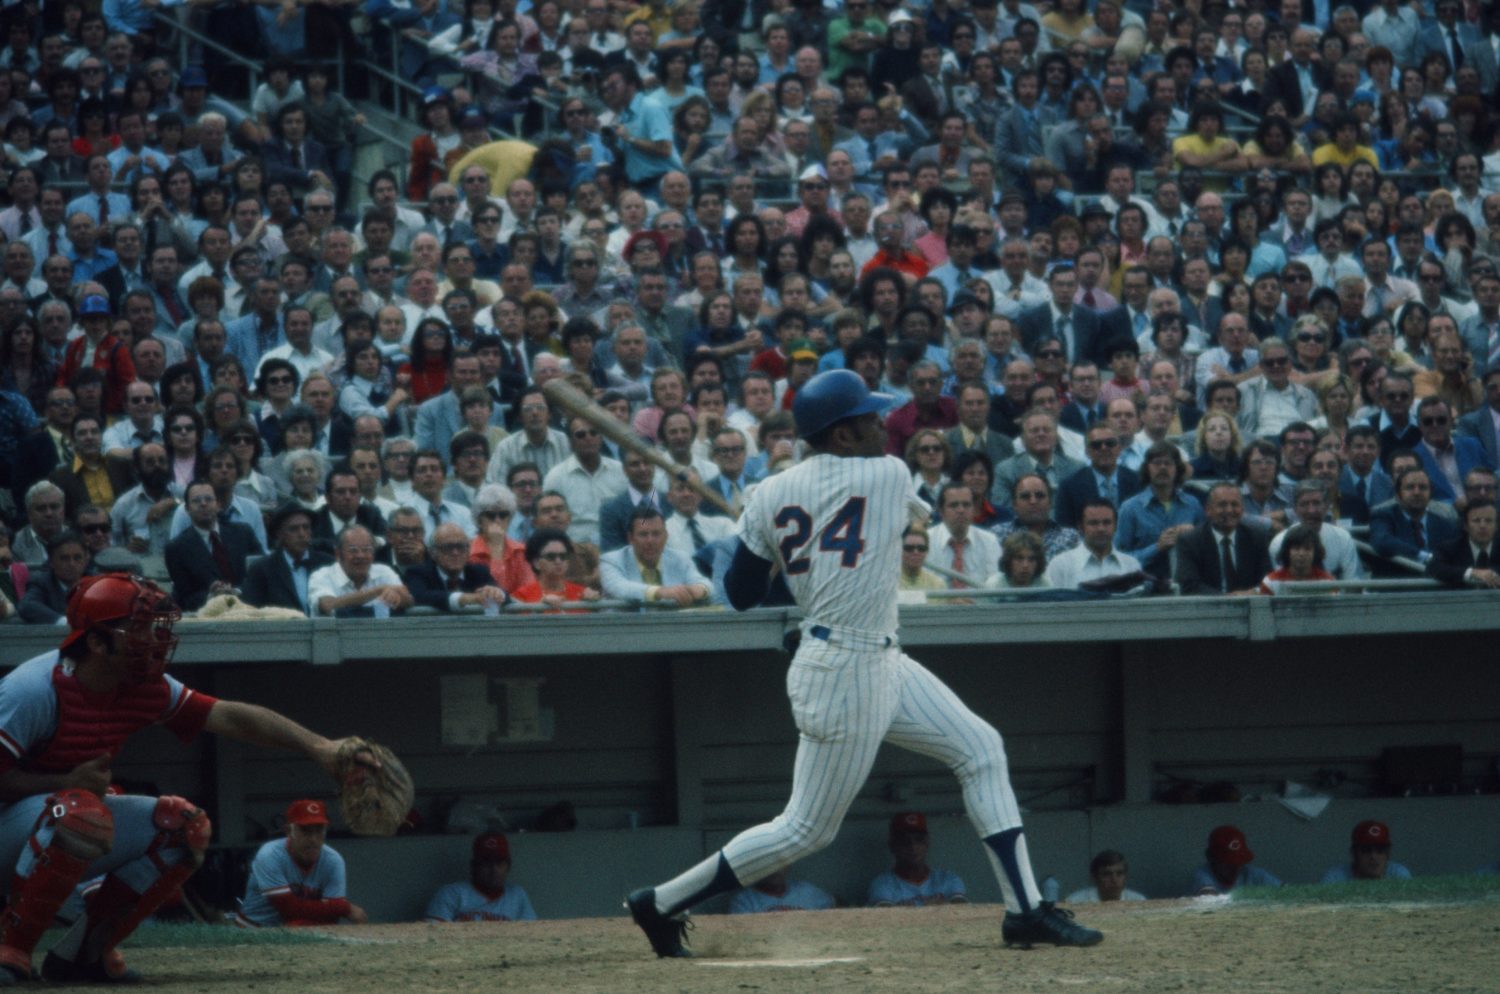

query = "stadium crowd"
[[2, 0, 1500, 621]]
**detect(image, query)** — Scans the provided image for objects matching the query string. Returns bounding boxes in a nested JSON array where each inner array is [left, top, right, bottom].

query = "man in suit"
[[1427, 500, 1500, 588], [1456, 367, 1500, 468], [1263, 27, 1330, 123], [165, 480, 264, 611], [17, 531, 89, 624], [311, 468, 389, 556], [13, 387, 77, 508], [1055, 424, 1143, 528], [945, 383, 1015, 471], [414, 352, 504, 468], [242, 504, 333, 615], [1370, 468, 1462, 574], [993, 409, 1086, 508], [993, 69, 1045, 188], [1341, 425, 1394, 521], [600, 507, 709, 607], [1017, 265, 1102, 366], [260, 104, 333, 201], [1414, 397, 1491, 504], [1175, 482, 1273, 595], [1058, 362, 1105, 435], [47, 413, 136, 519], [1465, 268, 1500, 377], [1417, 0, 1498, 96], [600, 449, 672, 552], [403, 522, 509, 612]]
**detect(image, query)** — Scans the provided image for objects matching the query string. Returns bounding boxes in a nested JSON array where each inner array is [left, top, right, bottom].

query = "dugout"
[[1, 592, 1496, 920]]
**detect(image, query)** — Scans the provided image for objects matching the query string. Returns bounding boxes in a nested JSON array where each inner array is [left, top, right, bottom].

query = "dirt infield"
[[98, 899, 1500, 994]]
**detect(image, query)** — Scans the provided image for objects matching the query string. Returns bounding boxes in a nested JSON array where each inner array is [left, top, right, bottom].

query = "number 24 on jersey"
[[775, 498, 867, 574]]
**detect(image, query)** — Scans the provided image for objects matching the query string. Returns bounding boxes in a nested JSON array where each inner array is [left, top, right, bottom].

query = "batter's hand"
[[67, 754, 113, 795], [346, 903, 369, 924]]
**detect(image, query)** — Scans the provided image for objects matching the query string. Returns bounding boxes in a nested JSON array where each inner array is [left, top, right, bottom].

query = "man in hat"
[[57, 294, 135, 417], [237, 799, 367, 926], [425, 832, 537, 922], [242, 504, 333, 615], [1191, 825, 1283, 895], [867, 812, 968, 907], [1320, 820, 1413, 883]]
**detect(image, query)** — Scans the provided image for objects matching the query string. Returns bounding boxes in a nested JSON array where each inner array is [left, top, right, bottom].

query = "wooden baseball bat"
[[924, 560, 985, 588], [542, 378, 739, 519]]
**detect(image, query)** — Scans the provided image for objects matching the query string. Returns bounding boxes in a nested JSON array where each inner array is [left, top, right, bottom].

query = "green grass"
[[1233, 874, 1500, 906]]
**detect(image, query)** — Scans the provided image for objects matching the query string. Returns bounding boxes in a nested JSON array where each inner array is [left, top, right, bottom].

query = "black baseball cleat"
[[41, 950, 142, 984], [1002, 902, 1104, 948], [625, 888, 693, 958]]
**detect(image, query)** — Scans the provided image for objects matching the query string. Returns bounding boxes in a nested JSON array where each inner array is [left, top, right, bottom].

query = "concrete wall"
[[2, 593, 1495, 920]]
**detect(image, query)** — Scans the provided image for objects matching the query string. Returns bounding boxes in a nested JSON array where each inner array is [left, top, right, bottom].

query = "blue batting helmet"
[[792, 369, 892, 439]]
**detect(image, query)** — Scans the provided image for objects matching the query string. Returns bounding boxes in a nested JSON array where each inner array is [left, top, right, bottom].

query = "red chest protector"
[[21, 665, 173, 774]]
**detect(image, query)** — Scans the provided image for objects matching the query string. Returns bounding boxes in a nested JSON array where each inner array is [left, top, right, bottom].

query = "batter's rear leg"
[[883, 653, 1102, 948]]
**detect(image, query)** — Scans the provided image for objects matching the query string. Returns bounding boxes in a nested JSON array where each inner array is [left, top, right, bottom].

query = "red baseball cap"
[[472, 832, 510, 862], [889, 811, 928, 838], [1207, 825, 1254, 865], [1352, 820, 1392, 847], [286, 799, 330, 826]]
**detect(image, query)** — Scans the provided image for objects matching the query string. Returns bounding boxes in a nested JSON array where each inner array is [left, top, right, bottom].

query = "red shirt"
[[861, 248, 931, 281], [884, 396, 959, 456]]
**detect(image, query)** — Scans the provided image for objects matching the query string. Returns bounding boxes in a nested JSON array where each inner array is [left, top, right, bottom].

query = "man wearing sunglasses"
[[1056, 423, 1143, 529], [1237, 336, 1318, 441], [403, 522, 508, 612]]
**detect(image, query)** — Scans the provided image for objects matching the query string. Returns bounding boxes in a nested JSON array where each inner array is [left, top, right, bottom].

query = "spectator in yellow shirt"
[[1172, 103, 1242, 191], [1311, 114, 1379, 170]]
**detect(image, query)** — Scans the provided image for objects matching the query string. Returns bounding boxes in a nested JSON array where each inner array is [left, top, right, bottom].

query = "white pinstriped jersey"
[[739, 454, 926, 637]]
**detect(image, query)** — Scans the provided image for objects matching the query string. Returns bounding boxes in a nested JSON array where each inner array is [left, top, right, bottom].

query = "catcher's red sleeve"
[[268, 893, 352, 924]]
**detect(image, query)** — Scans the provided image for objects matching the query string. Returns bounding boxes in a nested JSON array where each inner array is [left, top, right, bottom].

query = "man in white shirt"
[[102, 380, 163, 456], [309, 525, 413, 616], [663, 469, 735, 562], [1272, 481, 1363, 579], [542, 414, 627, 546], [1044, 500, 1141, 588], [925, 483, 1001, 587], [254, 306, 333, 384]]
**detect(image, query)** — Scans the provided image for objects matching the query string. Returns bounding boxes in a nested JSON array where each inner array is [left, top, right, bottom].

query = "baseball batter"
[[626, 370, 1102, 956], [0, 573, 369, 985]]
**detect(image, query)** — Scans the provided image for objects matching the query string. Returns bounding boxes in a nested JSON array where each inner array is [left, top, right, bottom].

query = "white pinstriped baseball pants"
[[721, 632, 1029, 888]]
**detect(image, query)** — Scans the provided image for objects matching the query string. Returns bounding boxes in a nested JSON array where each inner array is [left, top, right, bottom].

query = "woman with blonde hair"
[[1190, 411, 1243, 482], [1309, 373, 1356, 440]]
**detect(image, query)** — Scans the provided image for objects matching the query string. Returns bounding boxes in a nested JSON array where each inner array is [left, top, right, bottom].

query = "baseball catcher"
[[0, 574, 396, 985]]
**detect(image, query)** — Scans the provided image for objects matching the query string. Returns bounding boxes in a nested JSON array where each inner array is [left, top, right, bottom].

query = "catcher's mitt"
[[335, 737, 415, 836]]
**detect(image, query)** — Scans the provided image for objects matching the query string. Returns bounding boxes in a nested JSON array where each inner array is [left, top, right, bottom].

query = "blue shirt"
[[68, 247, 118, 283], [730, 879, 835, 913], [0, 389, 39, 464], [617, 92, 683, 184], [65, 192, 132, 225], [238, 837, 347, 926], [424, 881, 537, 922], [1320, 861, 1412, 884], [1190, 863, 1282, 895], [1116, 488, 1205, 575], [284, 550, 312, 614], [867, 867, 967, 907]]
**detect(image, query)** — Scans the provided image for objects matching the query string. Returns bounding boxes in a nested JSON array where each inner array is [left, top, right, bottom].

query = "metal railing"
[[154, 11, 263, 96]]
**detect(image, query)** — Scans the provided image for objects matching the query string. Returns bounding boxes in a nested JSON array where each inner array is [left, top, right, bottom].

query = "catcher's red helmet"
[[60, 573, 181, 680]]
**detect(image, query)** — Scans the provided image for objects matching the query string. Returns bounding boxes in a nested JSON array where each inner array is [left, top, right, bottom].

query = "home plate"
[[698, 957, 864, 968]]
